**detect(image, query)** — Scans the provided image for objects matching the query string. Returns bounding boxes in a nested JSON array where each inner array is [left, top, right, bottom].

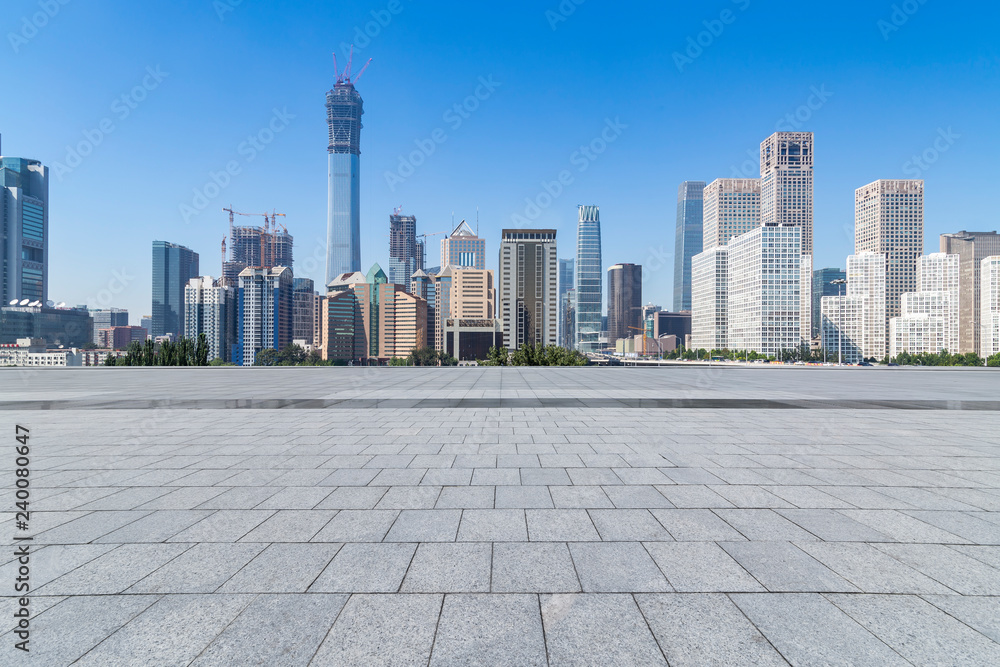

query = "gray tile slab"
[[495, 485, 553, 509], [525, 509, 601, 541], [36, 543, 192, 595], [722, 542, 860, 592], [310, 509, 399, 542], [94, 509, 215, 543], [715, 508, 820, 541], [0, 544, 114, 590], [435, 486, 494, 509], [905, 510, 1000, 544], [645, 542, 764, 592], [651, 508, 747, 541], [375, 486, 443, 509], [602, 485, 675, 509], [655, 484, 735, 508], [775, 508, 893, 542], [458, 509, 528, 542], [239, 509, 338, 542], [922, 594, 1000, 643], [74, 594, 255, 667], [384, 509, 462, 542], [310, 543, 416, 592], [401, 543, 491, 592], [797, 542, 955, 594], [430, 594, 546, 666], [569, 542, 671, 592], [312, 594, 441, 666], [36, 510, 151, 544], [192, 594, 348, 666], [218, 543, 342, 592], [589, 509, 674, 541], [491, 543, 581, 593], [315, 486, 389, 509], [839, 509, 969, 543], [829, 593, 1000, 666], [127, 543, 265, 593], [549, 485, 614, 508], [732, 593, 910, 666], [541, 593, 668, 665], [874, 543, 1000, 595], [636, 593, 787, 666], [168, 509, 275, 542]]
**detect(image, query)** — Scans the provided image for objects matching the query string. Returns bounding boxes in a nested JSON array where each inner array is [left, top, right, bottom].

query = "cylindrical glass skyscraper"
[[326, 79, 364, 285], [575, 205, 602, 353]]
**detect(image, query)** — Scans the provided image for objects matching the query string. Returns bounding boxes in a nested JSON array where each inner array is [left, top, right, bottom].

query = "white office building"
[[821, 296, 866, 364], [691, 247, 728, 350], [889, 253, 960, 357], [982, 256, 1000, 359], [727, 225, 805, 356], [846, 252, 887, 359], [702, 178, 761, 251], [760, 132, 813, 256]]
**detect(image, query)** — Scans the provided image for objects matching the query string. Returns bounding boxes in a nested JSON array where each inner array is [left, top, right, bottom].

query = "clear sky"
[[4, 0, 999, 321]]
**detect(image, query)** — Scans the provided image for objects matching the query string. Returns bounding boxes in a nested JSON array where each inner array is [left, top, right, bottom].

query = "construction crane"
[[628, 325, 651, 356], [333, 46, 372, 86], [221, 207, 288, 269]]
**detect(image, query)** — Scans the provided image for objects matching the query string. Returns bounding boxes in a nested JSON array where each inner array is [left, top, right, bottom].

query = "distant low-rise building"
[[0, 304, 92, 347], [97, 326, 148, 350]]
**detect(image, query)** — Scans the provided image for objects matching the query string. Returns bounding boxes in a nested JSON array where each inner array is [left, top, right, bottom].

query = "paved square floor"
[[1, 366, 999, 665]]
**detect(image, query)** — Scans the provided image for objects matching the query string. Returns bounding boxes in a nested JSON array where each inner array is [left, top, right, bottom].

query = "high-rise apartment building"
[[575, 206, 602, 352], [855, 179, 924, 339], [234, 266, 293, 366], [702, 178, 760, 251], [499, 229, 558, 350], [727, 225, 805, 356], [607, 263, 642, 348], [388, 211, 418, 289], [981, 256, 1000, 359], [1, 155, 48, 306], [322, 271, 371, 362], [292, 277, 319, 346], [674, 182, 705, 310], [691, 247, 728, 351], [184, 276, 236, 362], [811, 268, 846, 339], [558, 258, 574, 348], [760, 132, 813, 255], [821, 295, 865, 364], [90, 309, 129, 344], [940, 231, 1000, 354], [889, 253, 960, 357], [151, 241, 200, 338], [441, 221, 485, 270], [326, 69, 365, 283], [846, 252, 887, 360]]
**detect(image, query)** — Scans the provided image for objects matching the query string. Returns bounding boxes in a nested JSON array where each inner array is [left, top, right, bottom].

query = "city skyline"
[[3, 1, 996, 321]]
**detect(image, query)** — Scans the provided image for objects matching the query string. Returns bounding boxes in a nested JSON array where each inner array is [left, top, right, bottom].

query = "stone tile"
[[430, 594, 546, 666], [310, 543, 416, 592], [829, 593, 1000, 666], [375, 486, 442, 509], [0, 544, 114, 590], [385, 509, 462, 542], [491, 543, 581, 593], [495, 485, 553, 509], [168, 510, 275, 542], [315, 486, 389, 509], [710, 485, 794, 508], [589, 509, 673, 541], [567, 467, 623, 486], [655, 484, 734, 508], [73, 594, 255, 667], [775, 508, 892, 542], [541, 594, 667, 665], [569, 542, 671, 592], [421, 469, 473, 486], [549, 485, 613, 508], [636, 593, 786, 666], [458, 509, 528, 542], [520, 468, 572, 486], [218, 543, 342, 592], [436, 486, 494, 509], [36, 510, 151, 544], [127, 543, 265, 593], [905, 510, 1000, 544], [721, 542, 859, 592], [715, 508, 819, 541], [471, 468, 520, 485], [253, 486, 333, 509], [645, 542, 764, 592], [922, 594, 1000, 643], [602, 485, 674, 509], [949, 544, 1000, 569], [401, 543, 491, 592], [651, 508, 747, 541], [37, 543, 192, 595], [732, 593, 910, 666], [797, 542, 954, 594], [839, 509, 969, 543], [873, 543, 1000, 595], [195, 486, 281, 509], [312, 594, 441, 666], [310, 509, 399, 542], [239, 509, 337, 542], [525, 509, 601, 541], [192, 594, 349, 666]]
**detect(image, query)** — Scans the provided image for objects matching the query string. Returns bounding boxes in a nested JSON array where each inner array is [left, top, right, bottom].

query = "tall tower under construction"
[[326, 54, 369, 285]]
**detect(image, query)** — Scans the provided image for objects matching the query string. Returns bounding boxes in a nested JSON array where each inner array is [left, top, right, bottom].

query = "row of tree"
[[481, 344, 589, 366], [104, 335, 210, 366], [662, 345, 1000, 367]]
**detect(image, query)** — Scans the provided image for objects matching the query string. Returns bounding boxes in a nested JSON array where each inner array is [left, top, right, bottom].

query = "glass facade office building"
[[674, 181, 705, 311], [1, 156, 48, 306], [326, 80, 364, 284], [151, 241, 199, 338], [575, 206, 602, 353], [812, 267, 846, 338]]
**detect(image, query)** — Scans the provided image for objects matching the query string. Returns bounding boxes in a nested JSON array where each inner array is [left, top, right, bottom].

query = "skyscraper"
[[981, 256, 1000, 359], [691, 247, 728, 351], [234, 266, 293, 365], [760, 132, 813, 256], [558, 258, 574, 348], [184, 276, 236, 362], [575, 205, 602, 352], [855, 179, 924, 340], [223, 223, 294, 286], [674, 182, 705, 310], [702, 178, 760, 251], [812, 268, 846, 339], [846, 252, 888, 360], [1, 155, 48, 306], [151, 241, 199, 338], [388, 210, 418, 289], [292, 277, 319, 346], [441, 221, 486, 269], [499, 229, 558, 350], [607, 263, 642, 348], [326, 67, 365, 283], [939, 231, 1000, 354], [90, 308, 129, 344]]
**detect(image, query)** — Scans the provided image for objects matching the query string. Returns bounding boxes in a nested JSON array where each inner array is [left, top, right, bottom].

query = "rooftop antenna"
[[476, 207, 479, 236]]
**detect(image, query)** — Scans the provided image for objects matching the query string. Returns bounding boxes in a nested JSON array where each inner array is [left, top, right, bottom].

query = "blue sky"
[[4, 0, 999, 321]]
